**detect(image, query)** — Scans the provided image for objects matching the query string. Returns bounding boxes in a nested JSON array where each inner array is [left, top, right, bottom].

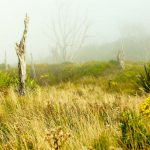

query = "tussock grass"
[[0, 82, 149, 150]]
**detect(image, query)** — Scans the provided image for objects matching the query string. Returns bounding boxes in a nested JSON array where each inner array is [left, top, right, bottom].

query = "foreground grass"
[[0, 82, 149, 150], [0, 61, 150, 149]]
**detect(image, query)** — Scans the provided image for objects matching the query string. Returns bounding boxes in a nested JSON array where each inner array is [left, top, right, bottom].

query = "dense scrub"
[[0, 61, 144, 94]]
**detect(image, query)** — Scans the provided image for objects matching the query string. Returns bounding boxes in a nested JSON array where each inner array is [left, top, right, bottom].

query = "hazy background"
[[0, 0, 150, 64]]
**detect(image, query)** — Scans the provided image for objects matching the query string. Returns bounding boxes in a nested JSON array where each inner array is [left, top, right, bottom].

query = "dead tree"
[[16, 15, 29, 95], [47, 4, 89, 63], [30, 53, 36, 79], [117, 50, 125, 70]]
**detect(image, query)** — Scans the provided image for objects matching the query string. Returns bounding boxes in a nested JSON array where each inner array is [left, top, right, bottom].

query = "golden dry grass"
[[0, 82, 147, 150]]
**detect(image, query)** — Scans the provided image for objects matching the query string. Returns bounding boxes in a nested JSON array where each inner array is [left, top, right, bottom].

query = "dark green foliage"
[[120, 109, 150, 149], [78, 61, 111, 77], [0, 71, 37, 90], [138, 64, 150, 93], [35, 61, 117, 85], [0, 71, 18, 88]]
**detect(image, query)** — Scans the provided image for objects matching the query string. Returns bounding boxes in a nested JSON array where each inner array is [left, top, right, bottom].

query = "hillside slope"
[[75, 37, 150, 62]]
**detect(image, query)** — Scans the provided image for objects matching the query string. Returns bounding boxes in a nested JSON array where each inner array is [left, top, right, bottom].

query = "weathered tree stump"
[[16, 15, 29, 96], [117, 50, 125, 70]]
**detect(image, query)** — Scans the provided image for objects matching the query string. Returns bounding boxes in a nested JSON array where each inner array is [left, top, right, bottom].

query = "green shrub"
[[78, 62, 110, 77], [138, 64, 150, 93], [0, 71, 37, 90], [0, 71, 18, 88], [26, 76, 38, 89], [120, 109, 150, 149]]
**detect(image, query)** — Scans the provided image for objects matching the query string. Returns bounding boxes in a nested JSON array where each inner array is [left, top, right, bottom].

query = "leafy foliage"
[[120, 109, 150, 149], [0, 71, 37, 91], [138, 64, 150, 93], [140, 96, 150, 118], [0, 71, 18, 88]]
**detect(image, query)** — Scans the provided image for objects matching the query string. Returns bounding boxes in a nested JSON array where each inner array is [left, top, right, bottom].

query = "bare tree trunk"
[[117, 50, 125, 70], [16, 15, 29, 96], [30, 53, 36, 79], [4, 50, 8, 71], [117, 40, 125, 70]]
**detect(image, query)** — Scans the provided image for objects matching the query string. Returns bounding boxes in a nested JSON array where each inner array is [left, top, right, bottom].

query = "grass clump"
[[138, 64, 150, 93], [120, 109, 150, 149], [92, 130, 112, 150]]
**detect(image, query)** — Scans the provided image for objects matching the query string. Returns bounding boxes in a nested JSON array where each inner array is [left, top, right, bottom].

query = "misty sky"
[[0, 0, 150, 64]]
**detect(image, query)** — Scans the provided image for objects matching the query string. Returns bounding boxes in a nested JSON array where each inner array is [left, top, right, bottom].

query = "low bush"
[[120, 109, 150, 149], [0, 71, 37, 90], [138, 64, 150, 93]]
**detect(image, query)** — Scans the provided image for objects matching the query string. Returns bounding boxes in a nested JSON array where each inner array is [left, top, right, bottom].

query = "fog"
[[0, 0, 150, 64]]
